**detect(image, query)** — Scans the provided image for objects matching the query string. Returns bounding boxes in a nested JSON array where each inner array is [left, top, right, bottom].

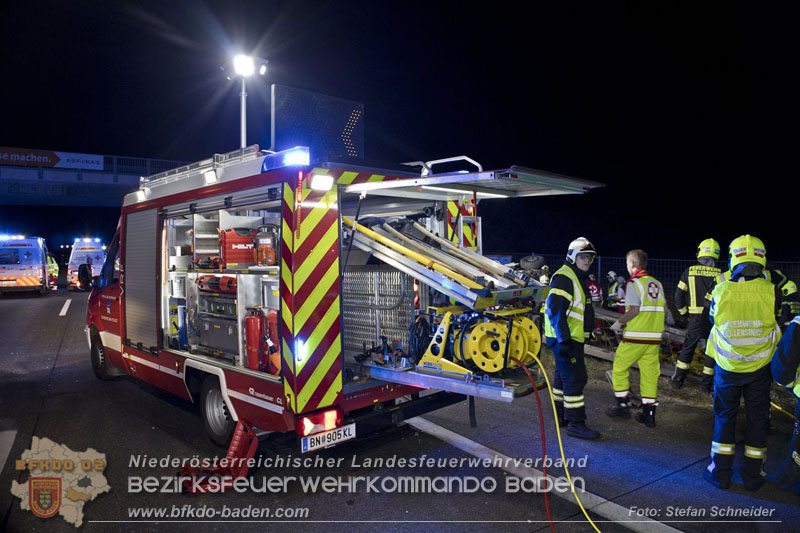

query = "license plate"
[[301, 423, 356, 453], [0, 280, 15, 286]]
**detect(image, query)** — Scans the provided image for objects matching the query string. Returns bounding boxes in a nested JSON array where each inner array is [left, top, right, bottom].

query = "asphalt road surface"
[[1, 290, 798, 532]]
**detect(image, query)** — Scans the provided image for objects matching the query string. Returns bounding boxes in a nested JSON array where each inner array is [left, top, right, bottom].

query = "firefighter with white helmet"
[[704, 235, 781, 491], [606, 270, 626, 312], [544, 237, 600, 440], [670, 238, 721, 391]]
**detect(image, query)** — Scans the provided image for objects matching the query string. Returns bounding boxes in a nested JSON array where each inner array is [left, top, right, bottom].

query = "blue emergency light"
[[261, 146, 310, 173]]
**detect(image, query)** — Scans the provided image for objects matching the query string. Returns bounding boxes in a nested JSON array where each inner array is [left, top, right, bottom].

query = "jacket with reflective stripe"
[[623, 275, 666, 343], [712, 269, 784, 319], [675, 262, 719, 315], [707, 278, 781, 373], [545, 264, 591, 344]]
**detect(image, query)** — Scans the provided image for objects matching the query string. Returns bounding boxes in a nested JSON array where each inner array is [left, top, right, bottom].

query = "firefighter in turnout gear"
[[780, 280, 800, 329], [544, 237, 600, 440], [606, 250, 666, 427], [704, 235, 781, 492], [771, 314, 800, 494], [670, 239, 721, 391]]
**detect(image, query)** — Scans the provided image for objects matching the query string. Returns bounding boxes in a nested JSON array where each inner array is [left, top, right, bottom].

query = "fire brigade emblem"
[[647, 282, 660, 300], [29, 478, 61, 518]]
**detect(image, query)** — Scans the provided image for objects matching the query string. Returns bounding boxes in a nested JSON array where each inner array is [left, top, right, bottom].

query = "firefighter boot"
[[743, 457, 766, 492], [635, 404, 657, 428], [566, 422, 600, 440], [703, 465, 731, 490], [555, 402, 568, 428], [704, 456, 733, 490], [670, 368, 687, 389], [701, 375, 714, 394], [606, 395, 631, 419]]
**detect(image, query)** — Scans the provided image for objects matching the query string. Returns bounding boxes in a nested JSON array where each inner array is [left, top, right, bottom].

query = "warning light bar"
[[261, 146, 310, 173]]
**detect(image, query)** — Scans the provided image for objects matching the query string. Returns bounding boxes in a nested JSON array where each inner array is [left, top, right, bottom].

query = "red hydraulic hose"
[[511, 356, 556, 533]]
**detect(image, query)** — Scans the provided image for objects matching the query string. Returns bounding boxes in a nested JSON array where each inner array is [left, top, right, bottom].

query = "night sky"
[[0, 1, 793, 259]]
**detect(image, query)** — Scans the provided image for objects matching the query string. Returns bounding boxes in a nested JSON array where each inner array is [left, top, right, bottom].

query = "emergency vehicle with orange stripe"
[[83, 144, 600, 458], [67, 239, 106, 289], [0, 236, 54, 295]]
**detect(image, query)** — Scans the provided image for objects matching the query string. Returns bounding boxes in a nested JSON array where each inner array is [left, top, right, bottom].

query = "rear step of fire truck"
[[342, 216, 548, 401]]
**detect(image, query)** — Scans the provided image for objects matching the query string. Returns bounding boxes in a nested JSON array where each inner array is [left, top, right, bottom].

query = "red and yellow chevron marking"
[[446, 200, 477, 250], [280, 168, 401, 414], [0, 276, 41, 287]]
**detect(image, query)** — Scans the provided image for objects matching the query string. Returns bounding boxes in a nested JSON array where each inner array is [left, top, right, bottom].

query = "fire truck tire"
[[90, 335, 114, 380], [200, 377, 236, 447]]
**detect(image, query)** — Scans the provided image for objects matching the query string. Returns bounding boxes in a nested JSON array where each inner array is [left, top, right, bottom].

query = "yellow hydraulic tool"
[[417, 313, 474, 377], [420, 311, 543, 375], [343, 217, 484, 291], [454, 315, 541, 372]]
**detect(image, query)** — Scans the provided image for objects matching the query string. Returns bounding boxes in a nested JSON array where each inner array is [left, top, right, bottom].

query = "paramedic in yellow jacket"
[[606, 250, 666, 427]]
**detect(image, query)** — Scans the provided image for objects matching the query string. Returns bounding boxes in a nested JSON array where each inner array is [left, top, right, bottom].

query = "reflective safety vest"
[[623, 276, 666, 344], [544, 265, 589, 343], [608, 281, 620, 302], [706, 278, 781, 373]]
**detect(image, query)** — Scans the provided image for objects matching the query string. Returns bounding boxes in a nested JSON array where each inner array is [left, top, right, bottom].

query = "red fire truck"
[[83, 145, 600, 453]]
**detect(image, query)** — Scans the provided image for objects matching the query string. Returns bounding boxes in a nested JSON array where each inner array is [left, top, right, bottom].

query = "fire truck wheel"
[[200, 377, 236, 447], [90, 336, 114, 380]]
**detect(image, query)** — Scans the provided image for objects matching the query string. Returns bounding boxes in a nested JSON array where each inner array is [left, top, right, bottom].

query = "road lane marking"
[[407, 417, 682, 533], [59, 299, 72, 316], [1, 430, 17, 475]]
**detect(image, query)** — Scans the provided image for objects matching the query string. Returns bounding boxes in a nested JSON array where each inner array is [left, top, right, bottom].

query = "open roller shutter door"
[[124, 208, 158, 353]]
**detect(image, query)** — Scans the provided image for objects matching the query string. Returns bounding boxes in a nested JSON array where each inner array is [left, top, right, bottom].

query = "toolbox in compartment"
[[220, 227, 256, 269], [199, 316, 239, 354]]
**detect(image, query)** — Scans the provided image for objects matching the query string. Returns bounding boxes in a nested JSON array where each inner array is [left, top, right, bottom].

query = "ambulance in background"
[[68, 239, 106, 289], [0, 235, 52, 295]]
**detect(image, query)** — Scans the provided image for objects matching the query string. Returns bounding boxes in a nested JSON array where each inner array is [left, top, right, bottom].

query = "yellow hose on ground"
[[771, 401, 796, 420], [528, 350, 601, 533]]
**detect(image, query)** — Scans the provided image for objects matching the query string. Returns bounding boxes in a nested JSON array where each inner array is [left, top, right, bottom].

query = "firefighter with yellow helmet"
[[780, 280, 800, 329], [704, 235, 781, 491], [544, 237, 601, 440], [670, 238, 721, 391]]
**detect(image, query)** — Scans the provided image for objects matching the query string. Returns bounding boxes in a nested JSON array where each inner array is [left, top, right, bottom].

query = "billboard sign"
[[0, 147, 104, 171]]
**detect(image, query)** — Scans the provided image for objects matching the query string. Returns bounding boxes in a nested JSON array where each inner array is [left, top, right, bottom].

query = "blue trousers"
[[552, 341, 588, 423], [776, 401, 800, 494], [709, 364, 771, 483]]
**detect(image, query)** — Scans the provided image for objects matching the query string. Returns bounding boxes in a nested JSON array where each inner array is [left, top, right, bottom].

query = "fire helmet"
[[566, 237, 596, 264], [728, 234, 766, 269], [782, 280, 797, 297], [697, 238, 720, 260]]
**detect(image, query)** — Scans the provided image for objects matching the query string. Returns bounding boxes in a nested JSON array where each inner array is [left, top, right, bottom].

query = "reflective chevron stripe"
[[446, 200, 477, 250], [281, 169, 400, 414]]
